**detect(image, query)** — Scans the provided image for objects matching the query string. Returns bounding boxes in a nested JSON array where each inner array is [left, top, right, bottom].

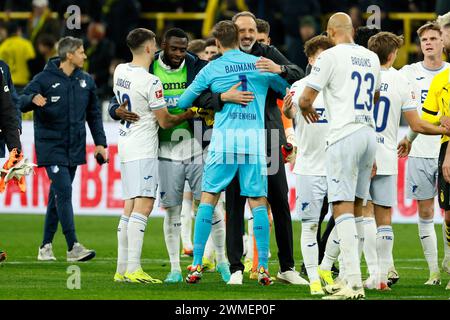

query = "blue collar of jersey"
[[222, 49, 241, 56]]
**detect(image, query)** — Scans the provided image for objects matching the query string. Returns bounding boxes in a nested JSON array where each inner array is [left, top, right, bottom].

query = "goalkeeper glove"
[[0, 149, 35, 193], [191, 107, 215, 126]]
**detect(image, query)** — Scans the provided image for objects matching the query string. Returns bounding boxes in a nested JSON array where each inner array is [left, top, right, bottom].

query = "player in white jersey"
[[112, 28, 194, 284], [399, 22, 450, 285], [298, 13, 381, 300], [366, 32, 450, 290], [283, 35, 334, 295]]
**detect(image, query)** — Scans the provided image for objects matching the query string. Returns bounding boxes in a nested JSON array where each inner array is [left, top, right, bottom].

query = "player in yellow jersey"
[[398, 14, 450, 290]]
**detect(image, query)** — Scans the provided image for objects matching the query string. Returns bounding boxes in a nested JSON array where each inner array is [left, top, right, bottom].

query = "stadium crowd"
[[0, 0, 446, 105]]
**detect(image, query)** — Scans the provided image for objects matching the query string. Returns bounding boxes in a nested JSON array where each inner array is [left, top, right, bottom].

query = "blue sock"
[[192, 203, 215, 266], [252, 205, 270, 270]]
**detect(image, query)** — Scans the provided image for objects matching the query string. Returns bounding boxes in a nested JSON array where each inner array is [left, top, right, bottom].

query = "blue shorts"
[[202, 151, 267, 197]]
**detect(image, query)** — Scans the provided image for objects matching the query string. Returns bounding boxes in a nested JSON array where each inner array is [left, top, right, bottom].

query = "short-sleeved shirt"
[[306, 43, 381, 146], [291, 76, 328, 176], [113, 63, 166, 162], [400, 62, 450, 158], [178, 49, 289, 156], [421, 68, 450, 145], [375, 67, 418, 174]]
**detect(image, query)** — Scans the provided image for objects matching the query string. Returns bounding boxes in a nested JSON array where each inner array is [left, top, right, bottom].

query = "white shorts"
[[158, 155, 203, 208], [295, 174, 327, 223], [326, 126, 377, 203], [368, 175, 397, 207], [120, 158, 158, 200], [406, 157, 438, 200]]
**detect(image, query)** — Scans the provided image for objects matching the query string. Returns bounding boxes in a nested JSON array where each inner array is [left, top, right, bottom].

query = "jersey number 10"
[[117, 90, 132, 128]]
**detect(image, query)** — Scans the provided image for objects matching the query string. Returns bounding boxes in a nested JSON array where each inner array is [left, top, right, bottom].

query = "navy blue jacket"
[[21, 57, 107, 167], [0, 60, 21, 158]]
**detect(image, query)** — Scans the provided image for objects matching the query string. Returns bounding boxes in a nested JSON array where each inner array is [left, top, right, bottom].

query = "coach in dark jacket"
[[21, 37, 107, 262], [0, 60, 21, 158], [221, 12, 305, 283]]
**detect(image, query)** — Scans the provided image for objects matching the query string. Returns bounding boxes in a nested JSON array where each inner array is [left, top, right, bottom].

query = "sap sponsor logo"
[[421, 90, 428, 104]]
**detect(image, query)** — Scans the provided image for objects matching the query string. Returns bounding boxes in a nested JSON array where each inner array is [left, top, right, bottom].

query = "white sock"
[[180, 199, 193, 250], [127, 212, 148, 273], [116, 215, 129, 275], [363, 217, 378, 278], [211, 206, 227, 264], [164, 206, 182, 272], [355, 216, 364, 260], [246, 217, 254, 261], [444, 221, 450, 258], [335, 214, 362, 289], [320, 226, 340, 271], [204, 235, 215, 262], [418, 218, 439, 274], [376, 225, 394, 284], [301, 221, 320, 281], [338, 254, 345, 281]]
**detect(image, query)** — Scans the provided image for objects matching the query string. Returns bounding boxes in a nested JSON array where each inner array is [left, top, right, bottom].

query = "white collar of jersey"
[[158, 53, 186, 72], [420, 61, 446, 72]]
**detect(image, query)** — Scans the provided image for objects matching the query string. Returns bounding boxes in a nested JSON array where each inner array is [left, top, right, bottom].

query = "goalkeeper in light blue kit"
[[177, 20, 288, 285]]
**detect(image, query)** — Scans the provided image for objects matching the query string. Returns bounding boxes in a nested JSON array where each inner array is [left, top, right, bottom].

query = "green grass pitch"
[[0, 214, 448, 300]]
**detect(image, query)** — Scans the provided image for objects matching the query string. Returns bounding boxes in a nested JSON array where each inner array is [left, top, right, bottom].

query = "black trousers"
[[226, 151, 294, 273]]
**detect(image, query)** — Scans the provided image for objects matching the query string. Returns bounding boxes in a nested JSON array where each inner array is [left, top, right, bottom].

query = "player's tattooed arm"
[[298, 86, 319, 124], [282, 88, 296, 119], [439, 115, 450, 131]]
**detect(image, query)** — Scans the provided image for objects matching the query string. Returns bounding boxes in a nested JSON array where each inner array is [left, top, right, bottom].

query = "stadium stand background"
[[0, 0, 444, 120]]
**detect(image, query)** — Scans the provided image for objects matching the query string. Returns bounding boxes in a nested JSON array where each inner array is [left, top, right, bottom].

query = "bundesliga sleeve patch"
[[155, 89, 163, 99]]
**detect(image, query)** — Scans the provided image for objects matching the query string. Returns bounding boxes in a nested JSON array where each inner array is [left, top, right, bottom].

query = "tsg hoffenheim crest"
[[79, 79, 87, 88]]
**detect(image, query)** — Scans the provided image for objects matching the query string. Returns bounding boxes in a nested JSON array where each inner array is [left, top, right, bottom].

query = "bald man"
[[298, 13, 381, 300]]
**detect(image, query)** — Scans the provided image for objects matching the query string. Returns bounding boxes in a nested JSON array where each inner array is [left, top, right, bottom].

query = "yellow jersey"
[[421, 68, 450, 144], [0, 36, 35, 86]]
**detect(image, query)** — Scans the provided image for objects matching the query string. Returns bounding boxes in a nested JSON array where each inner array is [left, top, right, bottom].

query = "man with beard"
[[223, 11, 307, 285]]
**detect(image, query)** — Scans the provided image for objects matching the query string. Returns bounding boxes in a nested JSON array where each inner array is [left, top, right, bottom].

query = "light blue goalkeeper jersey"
[[177, 49, 289, 155]]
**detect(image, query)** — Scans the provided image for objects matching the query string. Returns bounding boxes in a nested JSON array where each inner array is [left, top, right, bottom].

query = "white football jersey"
[[307, 43, 381, 146], [113, 63, 166, 162], [375, 67, 418, 175], [400, 61, 450, 158], [291, 77, 328, 176]]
